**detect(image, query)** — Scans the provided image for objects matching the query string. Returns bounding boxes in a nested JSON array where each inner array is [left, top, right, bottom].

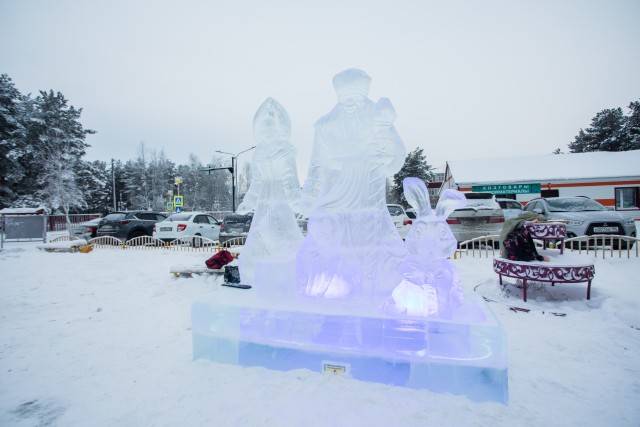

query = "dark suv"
[[96, 211, 167, 241], [219, 212, 253, 244]]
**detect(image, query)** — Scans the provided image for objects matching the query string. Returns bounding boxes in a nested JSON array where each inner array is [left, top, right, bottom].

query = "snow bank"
[[0, 243, 638, 426]]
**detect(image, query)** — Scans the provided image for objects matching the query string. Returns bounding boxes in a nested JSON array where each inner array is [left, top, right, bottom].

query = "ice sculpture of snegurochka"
[[236, 98, 304, 289], [388, 178, 467, 318], [297, 68, 408, 301]]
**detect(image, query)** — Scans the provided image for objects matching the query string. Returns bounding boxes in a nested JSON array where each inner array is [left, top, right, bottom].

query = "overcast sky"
[[2, 0, 639, 181]]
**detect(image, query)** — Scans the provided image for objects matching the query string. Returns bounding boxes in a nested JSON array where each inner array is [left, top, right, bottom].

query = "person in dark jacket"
[[500, 212, 549, 262]]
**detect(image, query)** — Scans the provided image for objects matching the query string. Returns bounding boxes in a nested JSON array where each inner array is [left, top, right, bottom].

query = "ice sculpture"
[[236, 98, 304, 289], [297, 68, 407, 301], [191, 72, 509, 403], [388, 179, 467, 318]]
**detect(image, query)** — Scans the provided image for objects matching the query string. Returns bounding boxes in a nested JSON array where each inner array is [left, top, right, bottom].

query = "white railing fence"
[[454, 234, 639, 259], [49, 233, 639, 259]]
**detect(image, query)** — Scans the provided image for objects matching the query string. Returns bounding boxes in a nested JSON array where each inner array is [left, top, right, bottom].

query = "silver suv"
[[523, 196, 636, 248]]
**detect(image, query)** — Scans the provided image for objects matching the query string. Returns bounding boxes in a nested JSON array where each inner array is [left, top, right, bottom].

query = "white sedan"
[[153, 211, 221, 244]]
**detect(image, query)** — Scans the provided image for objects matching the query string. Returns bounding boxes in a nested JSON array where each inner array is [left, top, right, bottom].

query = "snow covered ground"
[[1, 238, 639, 427]]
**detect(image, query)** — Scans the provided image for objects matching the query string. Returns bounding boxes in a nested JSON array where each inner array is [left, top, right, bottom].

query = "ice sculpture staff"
[[236, 98, 304, 288], [297, 68, 407, 300]]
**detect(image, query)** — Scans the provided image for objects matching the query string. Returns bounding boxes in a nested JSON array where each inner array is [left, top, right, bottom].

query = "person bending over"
[[500, 212, 550, 262]]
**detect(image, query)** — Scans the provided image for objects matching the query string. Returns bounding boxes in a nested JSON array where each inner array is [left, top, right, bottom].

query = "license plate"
[[462, 218, 486, 225], [160, 227, 172, 231], [593, 227, 618, 233]]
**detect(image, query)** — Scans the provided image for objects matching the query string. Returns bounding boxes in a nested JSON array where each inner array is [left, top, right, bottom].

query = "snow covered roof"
[[447, 150, 640, 185], [0, 207, 48, 215]]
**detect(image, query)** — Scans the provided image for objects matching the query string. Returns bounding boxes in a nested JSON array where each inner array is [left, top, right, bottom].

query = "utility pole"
[[111, 159, 117, 211], [205, 146, 256, 212]]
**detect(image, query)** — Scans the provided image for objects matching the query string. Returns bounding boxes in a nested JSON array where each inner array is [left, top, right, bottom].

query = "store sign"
[[472, 183, 541, 195]]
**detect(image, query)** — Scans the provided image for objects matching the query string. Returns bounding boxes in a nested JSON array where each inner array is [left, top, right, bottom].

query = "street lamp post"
[[214, 146, 256, 212]]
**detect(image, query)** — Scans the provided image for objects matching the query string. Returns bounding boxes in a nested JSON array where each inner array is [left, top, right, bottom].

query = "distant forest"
[[1, 74, 248, 215], [2, 73, 638, 215]]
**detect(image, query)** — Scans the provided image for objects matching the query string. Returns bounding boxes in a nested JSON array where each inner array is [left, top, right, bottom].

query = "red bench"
[[493, 250, 595, 302]]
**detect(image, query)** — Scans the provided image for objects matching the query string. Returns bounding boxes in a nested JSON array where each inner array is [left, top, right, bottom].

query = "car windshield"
[[167, 213, 194, 221], [546, 198, 606, 212], [464, 193, 498, 209], [224, 214, 252, 224], [387, 206, 404, 216], [499, 201, 521, 209], [103, 213, 126, 221]]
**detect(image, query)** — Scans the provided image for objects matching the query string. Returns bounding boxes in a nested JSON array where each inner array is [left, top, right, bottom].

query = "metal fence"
[[48, 234, 245, 255], [46, 214, 101, 232], [453, 234, 639, 259]]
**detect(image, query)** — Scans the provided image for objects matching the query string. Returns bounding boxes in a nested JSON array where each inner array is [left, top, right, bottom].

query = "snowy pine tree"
[[391, 147, 435, 206], [76, 160, 112, 213], [16, 90, 94, 211], [622, 101, 640, 151], [0, 74, 31, 207], [569, 106, 635, 153], [39, 152, 87, 228]]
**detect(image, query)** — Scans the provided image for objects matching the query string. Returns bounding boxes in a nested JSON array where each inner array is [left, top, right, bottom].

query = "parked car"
[[523, 196, 636, 248], [218, 212, 253, 244], [96, 211, 167, 241], [387, 204, 412, 239], [446, 192, 505, 243], [70, 217, 101, 241], [153, 211, 221, 244], [497, 198, 524, 220], [296, 213, 309, 236]]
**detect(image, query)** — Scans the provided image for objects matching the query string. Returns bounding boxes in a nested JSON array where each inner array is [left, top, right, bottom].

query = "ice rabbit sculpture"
[[390, 178, 467, 318]]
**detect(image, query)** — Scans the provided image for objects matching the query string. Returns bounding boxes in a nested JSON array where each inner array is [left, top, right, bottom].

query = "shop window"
[[615, 187, 639, 209]]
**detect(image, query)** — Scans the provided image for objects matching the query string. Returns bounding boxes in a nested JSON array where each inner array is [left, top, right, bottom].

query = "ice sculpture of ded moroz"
[[236, 98, 304, 289], [297, 68, 407, 301], [388, 178, 467, 318]]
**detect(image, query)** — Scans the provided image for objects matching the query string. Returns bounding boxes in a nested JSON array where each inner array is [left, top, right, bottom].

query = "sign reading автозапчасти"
[[472, 183, 541, 194]]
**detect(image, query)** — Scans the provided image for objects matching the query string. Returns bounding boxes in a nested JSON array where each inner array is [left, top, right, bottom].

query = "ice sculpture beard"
[[338, 93, 366, 116]]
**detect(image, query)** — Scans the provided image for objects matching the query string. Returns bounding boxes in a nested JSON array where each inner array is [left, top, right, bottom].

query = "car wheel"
[[127, 230, 145, 244], [612, 240, 634, 250]]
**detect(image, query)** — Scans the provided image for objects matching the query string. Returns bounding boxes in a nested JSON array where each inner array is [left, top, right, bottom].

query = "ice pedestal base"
[[192, 289, 508, 403]]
